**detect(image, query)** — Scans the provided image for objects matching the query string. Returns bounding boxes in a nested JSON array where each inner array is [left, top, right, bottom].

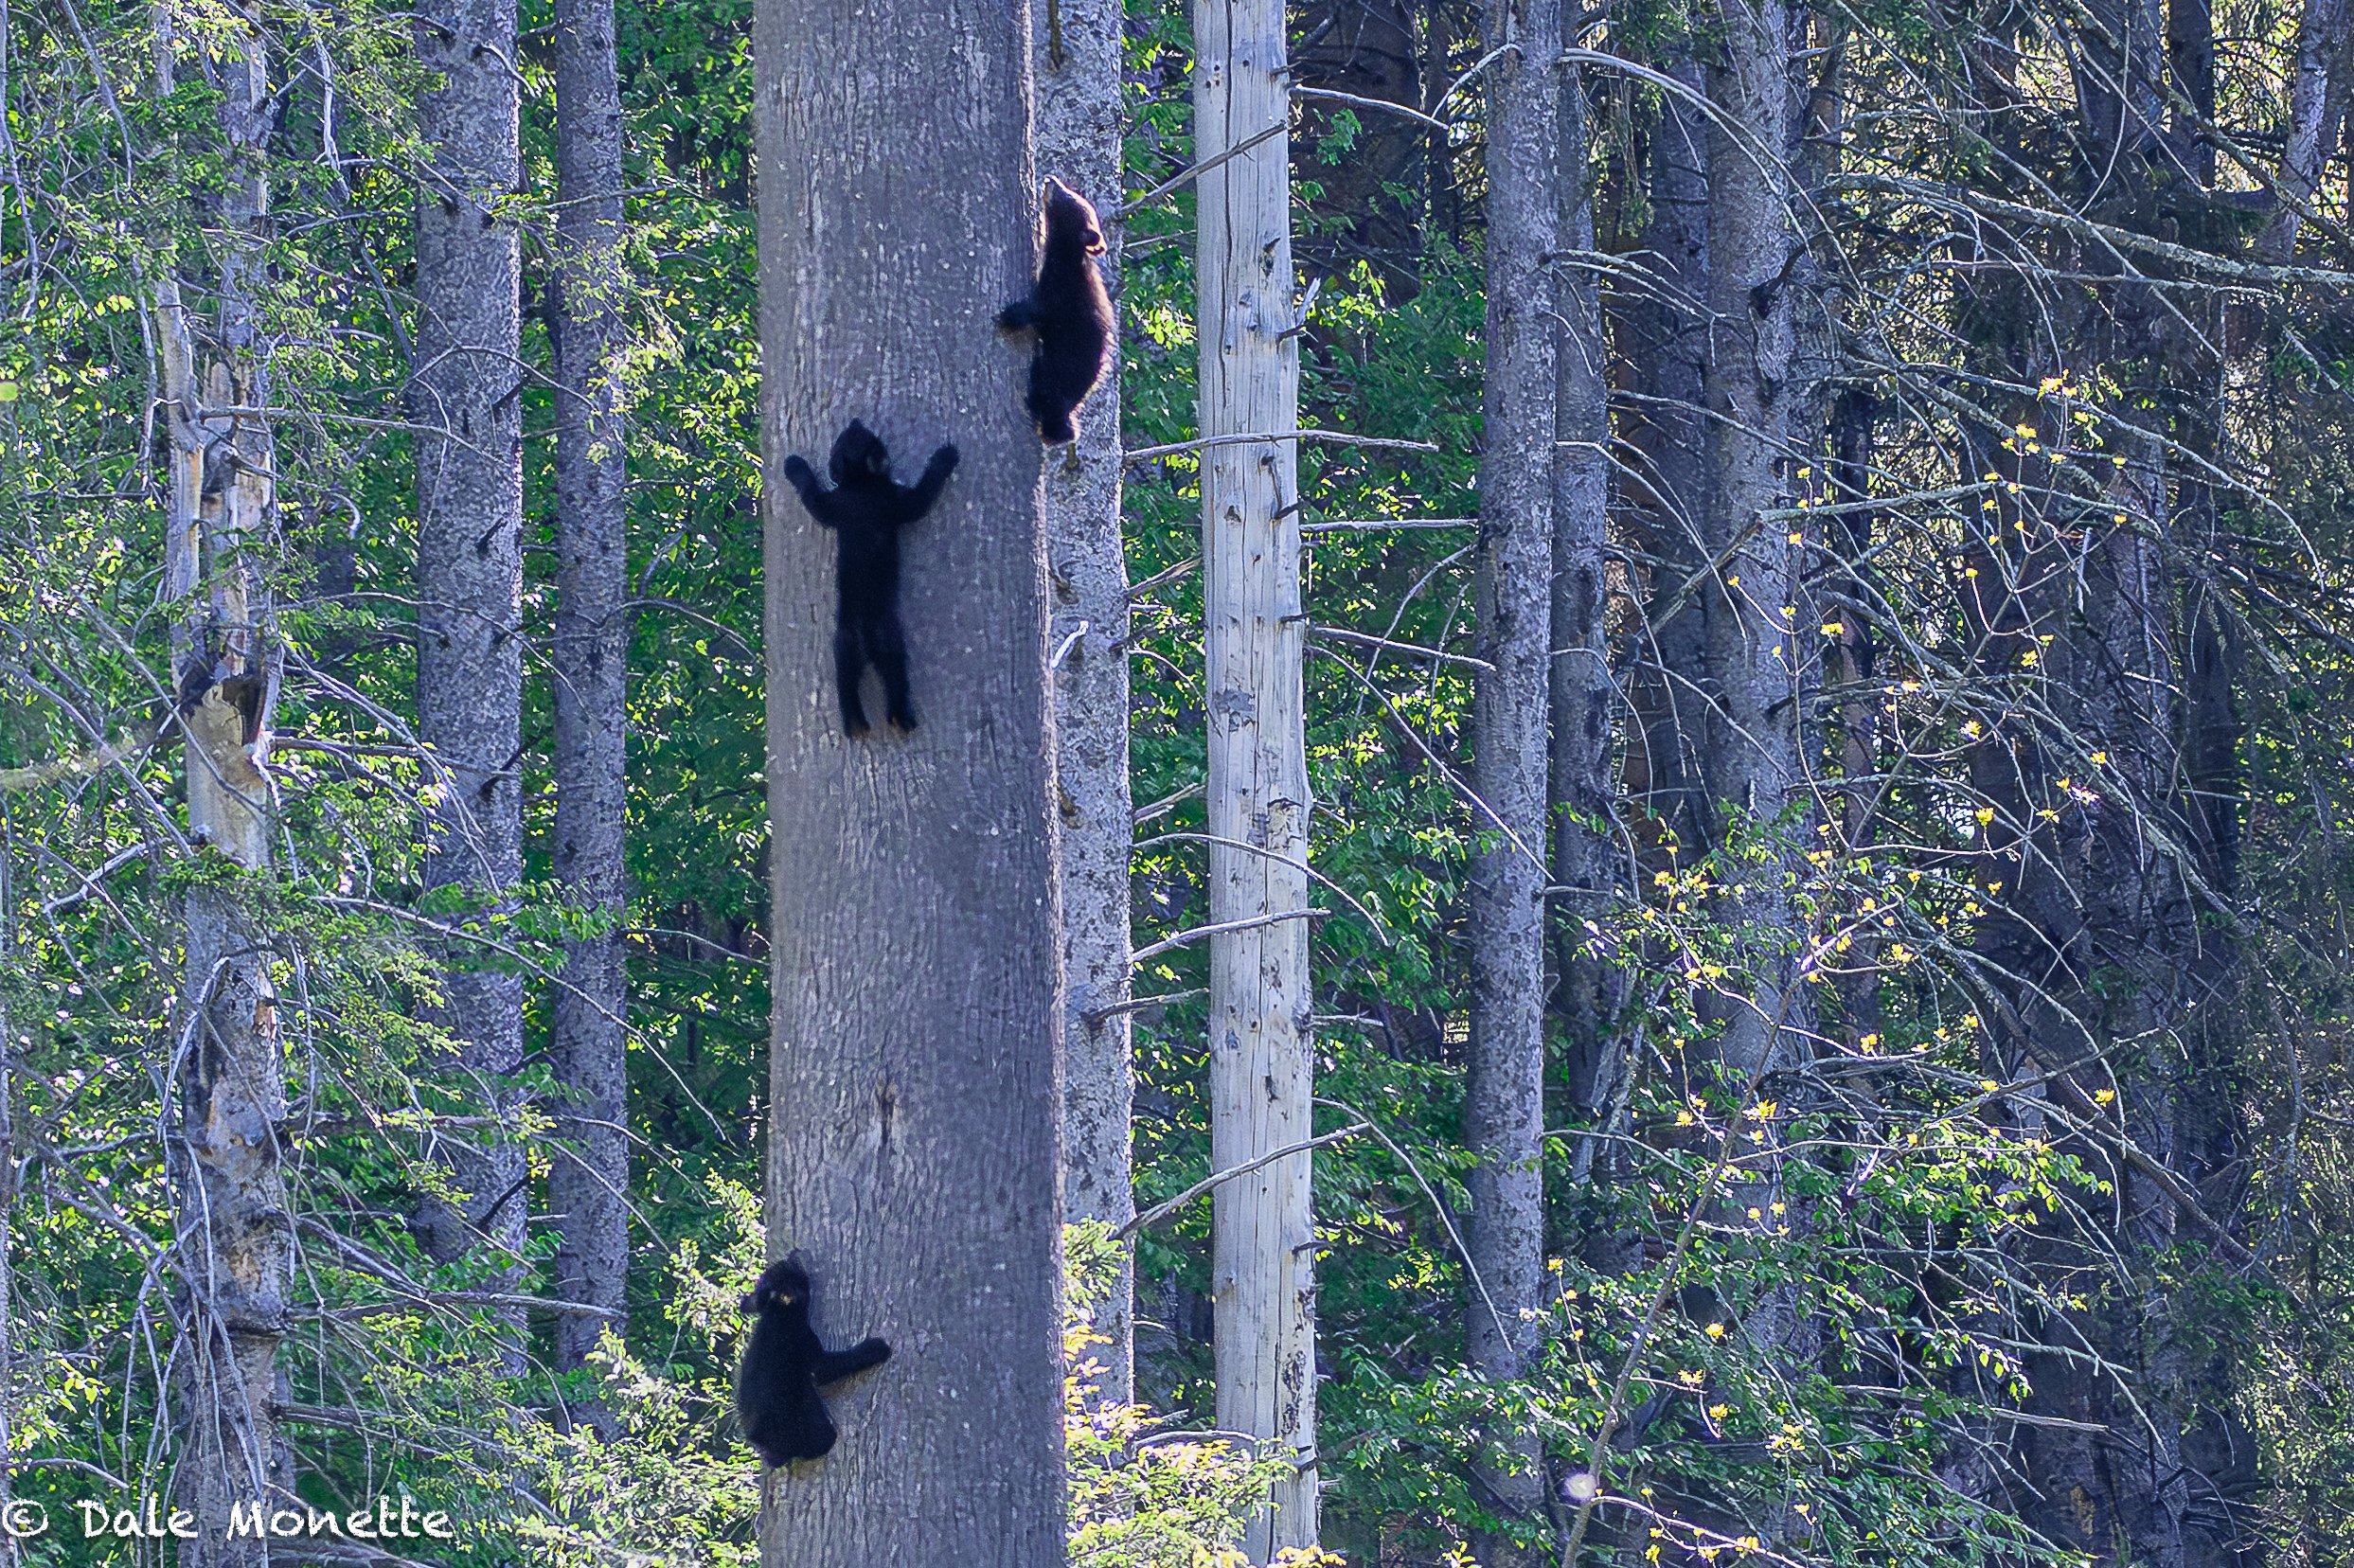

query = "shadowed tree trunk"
[[549, 0, 633, 1402], [1952, 4, 2258, 1554], [153, 11, 294, 1556], [412, 0, 527, 1325], [1824, 388, 1883, 1051], [1196, 0, 1321, 1553], [1035, 0, 1137, 1406], [1464, 4, 1560, 1561], [751, 2, 1063, 1564], [1291, 0, 1427, 256], [1619, 52, 1711, 867]]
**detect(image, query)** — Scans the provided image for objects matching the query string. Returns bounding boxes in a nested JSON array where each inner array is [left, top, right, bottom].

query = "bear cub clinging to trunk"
[[736, 1253, 891, 1467], [998, 176, 1115, 445], [779, 419, 958, 737]]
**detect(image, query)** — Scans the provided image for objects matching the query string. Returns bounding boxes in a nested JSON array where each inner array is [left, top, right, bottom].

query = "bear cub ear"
[[1044, 177, 1106, 254], [1004, 177, 1116, 446]]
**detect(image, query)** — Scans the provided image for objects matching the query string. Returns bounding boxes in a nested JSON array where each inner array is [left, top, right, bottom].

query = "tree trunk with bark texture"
[[155, 14, 293, 1557], [752, 4, 1063, 1565], [549, 0, 633, 1397], [1465, 5, 1560, 1560], [1695, 0, 1806, 1091], [412, 0, 527, 1316], [1035, 0, 1136, 1407], [1550, 41, 1628, 1263], [1196, 0, 1320, 1553]]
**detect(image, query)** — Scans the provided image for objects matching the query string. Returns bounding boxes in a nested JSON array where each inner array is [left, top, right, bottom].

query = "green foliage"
[[5, 0, 2354, 1562], [1067, 1222, 1309, 1568]]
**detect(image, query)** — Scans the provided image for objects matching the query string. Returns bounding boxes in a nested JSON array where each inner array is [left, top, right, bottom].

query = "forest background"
[[1, 0, 2352, 1564]]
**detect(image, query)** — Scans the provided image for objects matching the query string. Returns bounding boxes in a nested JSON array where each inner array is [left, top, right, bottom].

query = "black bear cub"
[[736, 1253, 891, 1467], [998, 176, 1115, 445], [780, 419, 958, 737]]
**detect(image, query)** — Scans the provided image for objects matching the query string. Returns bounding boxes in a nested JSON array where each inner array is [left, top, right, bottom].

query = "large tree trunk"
[[411, 0, 527, 1314], [751, 5, 1063, 1566], [1464, 4, 1560, 1561], [548, 0, 633, 1399], [155, 12, 293, 1557], [1195, 0, 1320, 1553], [1035, 0, 1137, 1406]]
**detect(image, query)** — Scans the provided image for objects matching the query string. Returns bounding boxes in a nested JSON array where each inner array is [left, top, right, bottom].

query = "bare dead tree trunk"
[[1034, 0, 1136, 1406], [1195, 0, 1320, 1551], [548, 0, 633, 1400], [411, 0, 527, 1322], [1464, 5, 1560, 1562], [153, 10, 293, 1556], [751, 4, 1063, 1565]]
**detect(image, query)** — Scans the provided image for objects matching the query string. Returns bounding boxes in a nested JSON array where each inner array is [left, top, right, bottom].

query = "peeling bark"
[[154, 11, 294, 1557]]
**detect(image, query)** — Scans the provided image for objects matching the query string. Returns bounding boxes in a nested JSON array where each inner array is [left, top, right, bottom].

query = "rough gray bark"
[[1195, 0, 1320, 1552], [751, 4, 1063, 1565], [1034, 0, 1136, 1407], [1695, 0, 1806, 1085], [549, 0, 633, 1393], [1549, 41, 1627, 1255], [1464, 5, 1560, 1561], [411, 0, 527, 1311], [154, 15, 293, 1557]]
